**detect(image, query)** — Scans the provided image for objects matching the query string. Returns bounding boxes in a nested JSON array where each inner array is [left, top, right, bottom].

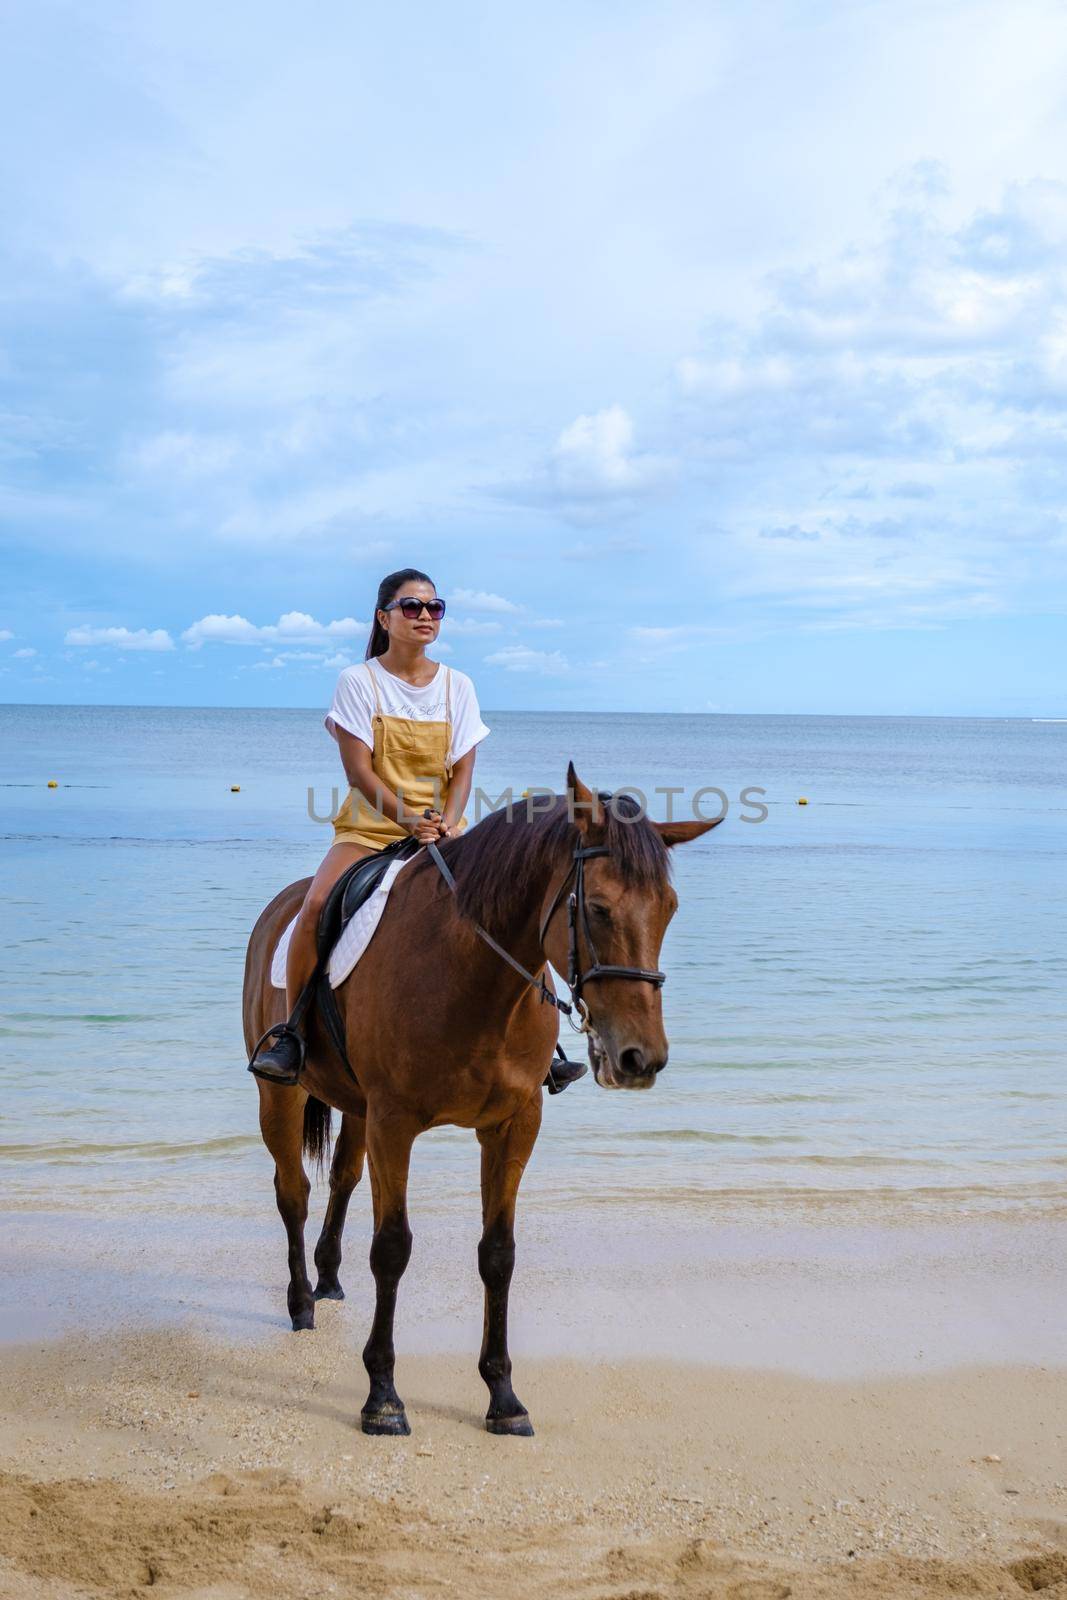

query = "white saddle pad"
[[271, 850, 418, 990]]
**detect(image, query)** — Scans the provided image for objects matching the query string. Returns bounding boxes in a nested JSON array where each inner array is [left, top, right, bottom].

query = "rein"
[[424, 832, 666, 1032]]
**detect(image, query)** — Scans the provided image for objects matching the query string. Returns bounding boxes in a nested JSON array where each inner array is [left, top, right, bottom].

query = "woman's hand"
[[402, 808, 447, 843]]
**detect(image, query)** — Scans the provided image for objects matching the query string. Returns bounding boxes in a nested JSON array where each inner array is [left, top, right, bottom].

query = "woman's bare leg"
[[284, 842, 378, 1011], [250, 841, 379, 1082]]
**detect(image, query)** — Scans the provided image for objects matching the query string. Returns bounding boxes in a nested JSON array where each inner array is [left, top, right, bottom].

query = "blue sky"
[[2, 0, 1066, 715]]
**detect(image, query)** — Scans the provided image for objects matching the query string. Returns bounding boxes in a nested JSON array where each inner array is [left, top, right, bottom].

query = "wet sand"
[[1, 1206, 1066, 1598], [4, 1203, 1067, 1370]]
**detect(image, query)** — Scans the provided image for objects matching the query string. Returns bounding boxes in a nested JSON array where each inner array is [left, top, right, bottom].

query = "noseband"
[[425, 835, 666, 1025]]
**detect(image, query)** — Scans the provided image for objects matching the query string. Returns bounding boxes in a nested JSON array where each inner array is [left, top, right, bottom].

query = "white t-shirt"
[[325, 658, 490, 768]]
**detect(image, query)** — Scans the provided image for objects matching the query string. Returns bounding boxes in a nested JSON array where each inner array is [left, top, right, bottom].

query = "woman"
[[248, 567, 475, 1083], [249, 567, 583, 1094]]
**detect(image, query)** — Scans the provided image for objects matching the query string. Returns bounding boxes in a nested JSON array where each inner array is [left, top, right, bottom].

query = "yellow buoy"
[[47, 779, 58, 789], [230, 785, 241, 793], [797, 796, 808, 805]]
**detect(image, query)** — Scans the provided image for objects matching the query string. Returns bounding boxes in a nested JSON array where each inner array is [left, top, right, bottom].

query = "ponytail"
[[365, 616, 390, 660]]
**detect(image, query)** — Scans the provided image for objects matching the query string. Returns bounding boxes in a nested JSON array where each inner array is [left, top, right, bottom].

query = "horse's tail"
[[303, 1096, 333, 1172]]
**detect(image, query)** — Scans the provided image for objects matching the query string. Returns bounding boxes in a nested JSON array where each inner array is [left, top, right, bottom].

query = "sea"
[[2, 705, 1065, 1229]]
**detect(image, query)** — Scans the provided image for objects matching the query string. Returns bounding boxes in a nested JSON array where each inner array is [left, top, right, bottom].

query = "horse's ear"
[[566, 761, 605, 835], [651, 816, 724, 847]]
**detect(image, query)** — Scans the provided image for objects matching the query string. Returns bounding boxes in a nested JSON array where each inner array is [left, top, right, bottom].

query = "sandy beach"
[[1, 1205, 1065, 1600], [2, 1328, 1065, 1599]]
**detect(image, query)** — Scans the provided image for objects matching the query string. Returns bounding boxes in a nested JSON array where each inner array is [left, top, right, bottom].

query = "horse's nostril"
[[619, 1047, 647, 1076]]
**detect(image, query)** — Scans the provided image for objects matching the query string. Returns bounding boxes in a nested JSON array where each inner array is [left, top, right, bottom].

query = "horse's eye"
[[588, 901, 611, 920]]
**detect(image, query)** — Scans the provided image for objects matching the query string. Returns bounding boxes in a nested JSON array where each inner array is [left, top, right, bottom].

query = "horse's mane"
[[434, 791, 672, 939]]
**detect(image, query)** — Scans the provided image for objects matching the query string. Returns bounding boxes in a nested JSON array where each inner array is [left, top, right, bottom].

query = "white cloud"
[[665, 171, 1067, 625], [0, 630, 12, 641], [452, 588, 521, 613], [484, 644, 571, 676], [182, 611, 365, 648], [554, 405, 637, 489], [65, 626, 174, 651], [12, 646, 36, 658], [443, 616, 503, 634], [494, 407, 674, 524], [550, 404, 671, 500], [240, 646, 359, 670]]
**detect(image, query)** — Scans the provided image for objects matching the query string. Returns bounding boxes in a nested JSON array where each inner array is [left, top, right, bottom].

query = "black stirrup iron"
[[247, 1021, 306, 1086]]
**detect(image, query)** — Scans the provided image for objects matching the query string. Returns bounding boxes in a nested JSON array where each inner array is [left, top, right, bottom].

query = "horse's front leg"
[[476, 1093, 543, 1436], [361, 1107, 420, 1436], [313, 1111, 366, 1301], [257, 1083, 315, 1331]]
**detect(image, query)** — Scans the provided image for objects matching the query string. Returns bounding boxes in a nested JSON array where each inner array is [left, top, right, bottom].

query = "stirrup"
[[248, 1022, 306, 1085]]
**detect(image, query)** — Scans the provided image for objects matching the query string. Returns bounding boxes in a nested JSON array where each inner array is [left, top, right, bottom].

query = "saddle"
[[311, 834, 424, 1073], [315, 834, 423, 964]]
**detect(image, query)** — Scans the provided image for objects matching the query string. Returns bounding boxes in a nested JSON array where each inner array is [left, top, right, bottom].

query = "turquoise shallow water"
[[1, 705, 1065, 1220]]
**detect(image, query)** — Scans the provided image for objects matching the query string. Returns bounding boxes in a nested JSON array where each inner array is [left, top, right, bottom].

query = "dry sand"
[[1, 1312, 1065, 1600]]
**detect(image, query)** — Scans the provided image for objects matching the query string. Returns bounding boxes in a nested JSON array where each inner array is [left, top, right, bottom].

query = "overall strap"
[[364, 659, 384, 722]]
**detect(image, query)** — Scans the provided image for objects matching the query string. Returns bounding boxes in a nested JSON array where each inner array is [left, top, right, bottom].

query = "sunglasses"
[[382, 597, 447, 621]]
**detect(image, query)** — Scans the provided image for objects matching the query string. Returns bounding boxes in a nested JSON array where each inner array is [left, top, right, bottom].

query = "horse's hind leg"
[[476, 1094, 542, 1436], [313, 1112, 366, 1302], [258, 1083, 315, 1331]]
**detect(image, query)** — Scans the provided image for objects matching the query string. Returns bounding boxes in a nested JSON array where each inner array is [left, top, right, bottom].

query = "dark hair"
[[365, 568, 436, 660]]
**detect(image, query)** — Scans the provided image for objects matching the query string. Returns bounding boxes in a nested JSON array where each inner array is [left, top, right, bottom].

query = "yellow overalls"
[[332, 661, 470, 849]]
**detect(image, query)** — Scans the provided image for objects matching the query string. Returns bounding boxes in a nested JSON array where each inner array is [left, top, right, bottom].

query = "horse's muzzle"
[[589, 1033, 667, 1090]]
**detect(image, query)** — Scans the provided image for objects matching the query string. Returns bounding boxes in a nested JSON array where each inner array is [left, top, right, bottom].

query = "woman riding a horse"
[[243, 571, 719, 1436], [249, 565, 584, 1093]]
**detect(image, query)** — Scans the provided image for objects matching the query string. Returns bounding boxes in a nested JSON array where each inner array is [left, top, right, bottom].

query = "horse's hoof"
[[291, 1309, 315, 1331], [314, 1282, 345, 1302], [361, 1409, 411, 1437], [486, 1413, 534, 1437]]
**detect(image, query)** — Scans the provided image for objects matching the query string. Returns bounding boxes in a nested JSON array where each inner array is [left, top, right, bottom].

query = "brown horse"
[[242, 763, 719, 1436]]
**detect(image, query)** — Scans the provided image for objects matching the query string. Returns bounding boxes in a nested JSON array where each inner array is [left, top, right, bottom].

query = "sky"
[[2, 0, 1066, 716]]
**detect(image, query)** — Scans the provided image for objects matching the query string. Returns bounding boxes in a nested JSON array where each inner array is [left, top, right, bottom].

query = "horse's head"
[[541, 762, 721, 1091]]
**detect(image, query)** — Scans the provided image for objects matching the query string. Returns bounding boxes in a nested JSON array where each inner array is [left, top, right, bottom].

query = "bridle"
[[535, 843, 666, 1023], [425, 832, 666, 1035]]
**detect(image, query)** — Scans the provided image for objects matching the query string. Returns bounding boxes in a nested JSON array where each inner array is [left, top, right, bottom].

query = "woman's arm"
[[335, 729, 442, 842], [440, 746, 476, 837]]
